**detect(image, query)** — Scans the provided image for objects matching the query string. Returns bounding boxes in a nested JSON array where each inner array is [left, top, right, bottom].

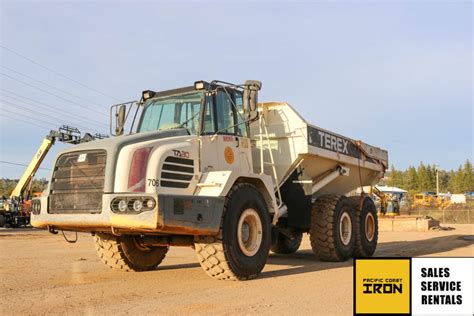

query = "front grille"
[[160, 156, 194, 189], [49, 150, 106, 214]]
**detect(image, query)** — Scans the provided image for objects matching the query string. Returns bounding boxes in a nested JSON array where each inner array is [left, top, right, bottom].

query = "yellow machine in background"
[[412, 193, 450, 209], [366, 186, 400, 216], [1, 126, 99, 227], [10, 137, 53, 199]]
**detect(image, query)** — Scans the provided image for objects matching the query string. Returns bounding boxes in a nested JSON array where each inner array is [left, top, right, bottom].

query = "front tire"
[[310, 195, 355, 261], [194, 183, 271, 280], [94, 233, 168, 271]]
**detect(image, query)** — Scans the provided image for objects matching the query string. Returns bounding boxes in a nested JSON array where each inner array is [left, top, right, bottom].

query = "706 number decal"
[[147, 179, 160, 187]]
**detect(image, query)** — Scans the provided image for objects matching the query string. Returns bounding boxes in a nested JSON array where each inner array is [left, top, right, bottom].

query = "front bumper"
[[31, 193, 224, 235]]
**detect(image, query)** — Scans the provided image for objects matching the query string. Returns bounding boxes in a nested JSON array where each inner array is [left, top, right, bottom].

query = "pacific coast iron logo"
[[354, 258, 411, 315]]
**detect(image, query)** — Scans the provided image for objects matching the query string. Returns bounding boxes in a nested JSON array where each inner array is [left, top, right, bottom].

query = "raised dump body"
[[251, 102, 388, 197]]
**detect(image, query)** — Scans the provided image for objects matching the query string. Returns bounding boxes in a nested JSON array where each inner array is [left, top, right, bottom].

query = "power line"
[[0, 87, 108, 127], [1, 107, 66, 128], [1, 65, 104, 107], [0, 45, 120, 102], [0, 99, 101, 133], [1, 72, 108, 117], [0, 113, 52, 130], [0, 88, 108, 128], [0, 160, 50, 171], [0, 92, 108, 129]]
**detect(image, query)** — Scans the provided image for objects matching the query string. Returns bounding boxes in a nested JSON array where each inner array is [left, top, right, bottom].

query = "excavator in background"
[[367, 186, 400, 216], [0, 126, 106, 227]]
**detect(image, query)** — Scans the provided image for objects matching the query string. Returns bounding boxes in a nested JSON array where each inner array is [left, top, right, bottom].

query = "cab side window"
[[233, 92, 248, 137], [214, 90, 249, 137], [202, 96, 215, 134], [215, 91, 236, 134]]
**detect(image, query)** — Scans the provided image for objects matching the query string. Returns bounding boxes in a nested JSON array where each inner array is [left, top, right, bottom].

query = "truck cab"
[[32, 80, 280, 279]]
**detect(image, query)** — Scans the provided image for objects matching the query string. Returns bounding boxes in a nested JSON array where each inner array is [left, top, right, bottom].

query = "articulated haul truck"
[[32, 80, 388, 280]]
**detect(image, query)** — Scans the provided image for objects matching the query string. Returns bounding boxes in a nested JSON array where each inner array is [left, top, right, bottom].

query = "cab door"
[[199, 89, 252, 174], [214, 90, 252, 173]]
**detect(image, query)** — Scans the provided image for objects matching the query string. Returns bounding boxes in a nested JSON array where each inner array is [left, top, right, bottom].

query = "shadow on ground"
[[375, 234, 473, 257], [259, 234, 473, 279]]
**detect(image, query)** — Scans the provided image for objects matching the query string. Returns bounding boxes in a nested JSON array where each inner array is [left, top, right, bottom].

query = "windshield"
[[138, 91, 203, 134]]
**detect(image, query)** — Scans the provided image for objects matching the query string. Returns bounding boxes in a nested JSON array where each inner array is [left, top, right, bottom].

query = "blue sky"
[[0, 1, 472, 179]]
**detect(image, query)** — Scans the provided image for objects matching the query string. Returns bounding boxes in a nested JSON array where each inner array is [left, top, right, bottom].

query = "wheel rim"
[[365, 213, 375, 242], [237, 208, 263, 256], [339, 211, 352, 246]]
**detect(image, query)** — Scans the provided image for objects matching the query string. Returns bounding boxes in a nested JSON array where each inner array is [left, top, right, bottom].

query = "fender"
[[195, 171, 278, 215]]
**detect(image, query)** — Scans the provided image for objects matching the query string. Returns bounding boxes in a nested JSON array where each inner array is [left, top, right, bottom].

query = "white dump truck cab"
[[32, 79, 388, 280]]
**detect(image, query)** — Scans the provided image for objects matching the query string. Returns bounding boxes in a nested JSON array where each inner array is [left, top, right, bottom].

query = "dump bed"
[[250, 102, 388, 197]]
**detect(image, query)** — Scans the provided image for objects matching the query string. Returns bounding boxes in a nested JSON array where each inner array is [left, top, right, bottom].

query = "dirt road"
[[1, 225, 473, 315]]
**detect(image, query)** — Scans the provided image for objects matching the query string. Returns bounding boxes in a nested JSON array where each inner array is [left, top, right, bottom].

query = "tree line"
[[385, 160, 473, 194], [0, 178, 48, 198]]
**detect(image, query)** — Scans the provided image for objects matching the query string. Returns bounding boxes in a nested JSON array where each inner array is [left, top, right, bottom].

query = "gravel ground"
[[0, 224, 472, 315]]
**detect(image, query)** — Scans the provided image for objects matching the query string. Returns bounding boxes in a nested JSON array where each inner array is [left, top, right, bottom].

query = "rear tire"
[[0, 214, 5, 227], [194, 183, 271, 280], [271, 231, 303, 254], [349, 196, 378, 257], [94, 233, 168, 271], [310, 195, 355, 261]]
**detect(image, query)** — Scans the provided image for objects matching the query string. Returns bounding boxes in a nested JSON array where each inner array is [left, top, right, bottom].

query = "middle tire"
[[271, 231, 303, 254], [310, 195, 355, 261], [194, 183, 271, 280]]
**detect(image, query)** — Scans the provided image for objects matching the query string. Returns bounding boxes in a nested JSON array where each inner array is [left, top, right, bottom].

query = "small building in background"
[[354, 185, 407, 200], [375, 185, 408, 200], [450, 194, 467, 204]]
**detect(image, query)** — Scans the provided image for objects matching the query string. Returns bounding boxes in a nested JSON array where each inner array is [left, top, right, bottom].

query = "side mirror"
[[243, 80, 262, 120], [116, 104, 126, 136]]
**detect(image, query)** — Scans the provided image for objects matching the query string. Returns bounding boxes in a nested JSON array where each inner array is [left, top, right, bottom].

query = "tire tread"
[[310, 195, 348, 261], [94, 233, 168, 272], [194, 183, 265, 280]]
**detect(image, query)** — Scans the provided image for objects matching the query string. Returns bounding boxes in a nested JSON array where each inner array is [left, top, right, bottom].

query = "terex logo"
[[172, 149, 190, 159], [318, 131, 349, 154]]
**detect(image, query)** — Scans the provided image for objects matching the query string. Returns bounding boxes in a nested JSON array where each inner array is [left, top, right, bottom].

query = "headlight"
[[118, 200, 128, 212], [131, 199, 143, 212], [144, 198, 156, 210], [111, 197, 156, 214]]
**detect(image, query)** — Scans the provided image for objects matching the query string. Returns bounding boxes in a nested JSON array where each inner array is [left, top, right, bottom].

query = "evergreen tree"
[[462, 160, 473, 192], [417, 163, 431, 192], [448, 165, 464, 193], [439, 170, 450, 193], [405, 166, 418, 191], [388, 165, 403, 188], [426, 165, 436, 192]]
